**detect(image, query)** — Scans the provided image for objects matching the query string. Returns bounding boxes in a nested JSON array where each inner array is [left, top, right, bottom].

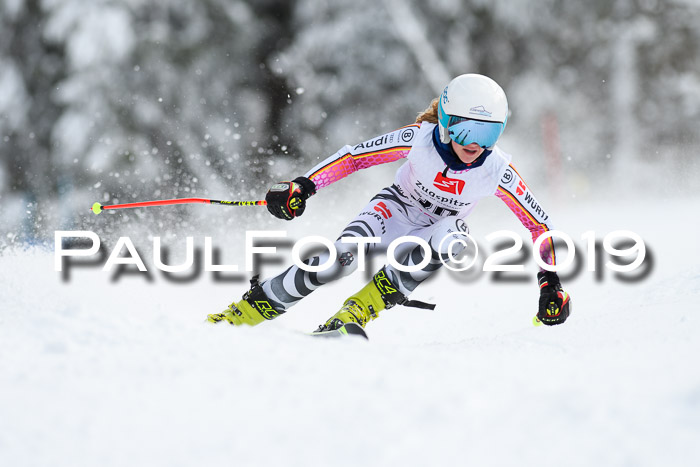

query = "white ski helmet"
[[437, 74, 509, 149]]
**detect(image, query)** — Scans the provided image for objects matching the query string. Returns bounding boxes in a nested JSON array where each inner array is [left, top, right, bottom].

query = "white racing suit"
[[261, 122, 556, 312]]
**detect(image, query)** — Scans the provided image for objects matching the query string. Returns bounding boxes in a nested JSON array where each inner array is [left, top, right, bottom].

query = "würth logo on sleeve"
[[433, 172, 465, 195], [373, 202, 392, 219], [516, 180, 527, 196]]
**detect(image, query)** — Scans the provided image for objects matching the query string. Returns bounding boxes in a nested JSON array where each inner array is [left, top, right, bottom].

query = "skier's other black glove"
[[537, 271, 571, 325], [265, 176, 316, 220]]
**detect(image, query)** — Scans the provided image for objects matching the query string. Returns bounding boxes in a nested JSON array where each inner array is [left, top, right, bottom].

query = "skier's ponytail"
[[415, 98, 440, 124]]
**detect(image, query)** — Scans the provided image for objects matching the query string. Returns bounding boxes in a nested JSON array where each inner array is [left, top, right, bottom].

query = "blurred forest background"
[[2, 0, 700, 247]]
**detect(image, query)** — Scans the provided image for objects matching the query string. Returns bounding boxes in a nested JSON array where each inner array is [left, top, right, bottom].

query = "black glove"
[[537, 271, 571, 326], [265, 176, 316, 220]]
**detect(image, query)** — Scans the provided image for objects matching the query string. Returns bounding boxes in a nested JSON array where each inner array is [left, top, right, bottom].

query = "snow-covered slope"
[[1, 191, 699, 467]]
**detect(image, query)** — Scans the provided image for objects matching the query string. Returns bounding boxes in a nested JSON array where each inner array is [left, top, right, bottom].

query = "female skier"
[[207, 74, 571, 332]]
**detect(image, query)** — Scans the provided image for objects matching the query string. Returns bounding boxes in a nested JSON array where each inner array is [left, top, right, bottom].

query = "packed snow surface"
[[1, 192, 699, 467]]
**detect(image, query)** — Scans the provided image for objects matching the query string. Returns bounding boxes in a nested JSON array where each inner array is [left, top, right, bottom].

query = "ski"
[[310, 322, 369, 340]]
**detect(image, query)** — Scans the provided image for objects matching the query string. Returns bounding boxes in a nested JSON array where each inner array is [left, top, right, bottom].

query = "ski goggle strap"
[[447, 116, 504, 148]]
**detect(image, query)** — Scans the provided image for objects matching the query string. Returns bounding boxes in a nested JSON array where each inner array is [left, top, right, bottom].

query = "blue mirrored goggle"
[[447, 116, 504, 148]]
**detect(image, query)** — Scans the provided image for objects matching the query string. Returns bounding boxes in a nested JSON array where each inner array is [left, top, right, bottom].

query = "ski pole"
[[90, 198, 266, 215]]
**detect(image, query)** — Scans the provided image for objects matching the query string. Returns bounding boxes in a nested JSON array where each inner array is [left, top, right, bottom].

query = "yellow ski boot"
[[207, 276, 284, 326], [316, 268, 410, 332]]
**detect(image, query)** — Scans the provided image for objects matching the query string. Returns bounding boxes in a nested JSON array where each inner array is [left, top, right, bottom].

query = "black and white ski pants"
[[260, 185, 469, 311]]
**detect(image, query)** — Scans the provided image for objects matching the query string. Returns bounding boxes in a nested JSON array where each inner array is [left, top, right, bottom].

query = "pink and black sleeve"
[[303, 124, 419, 189], [495, 164, 557, 269]]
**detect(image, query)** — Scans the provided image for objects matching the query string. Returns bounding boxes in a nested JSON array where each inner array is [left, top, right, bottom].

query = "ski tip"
[[309, 322, 369, 340], [91, 202, 103, 215], [532, 316, 543, 327], [342, 322, 369, 340]]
